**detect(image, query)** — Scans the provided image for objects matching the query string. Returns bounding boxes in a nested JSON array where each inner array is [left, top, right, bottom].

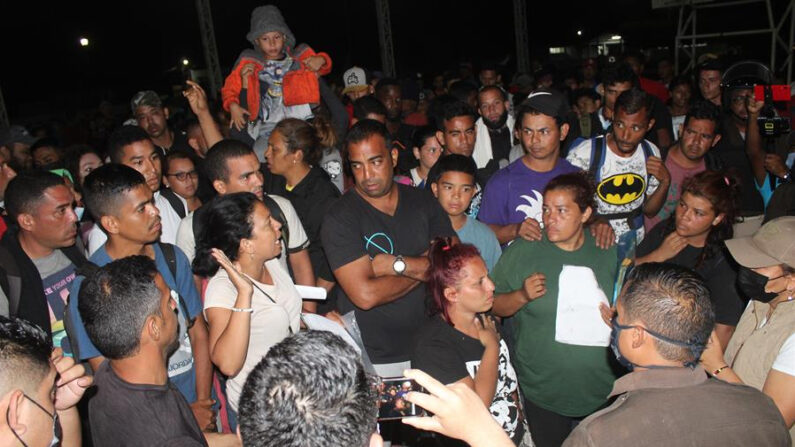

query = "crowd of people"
[[1, 3, 794, 447]]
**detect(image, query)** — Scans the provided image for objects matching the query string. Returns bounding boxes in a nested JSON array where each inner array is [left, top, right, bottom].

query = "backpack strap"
[[158, 242, 195, 327], [160, 189, 187, 219], [588, 136, 606, 183]]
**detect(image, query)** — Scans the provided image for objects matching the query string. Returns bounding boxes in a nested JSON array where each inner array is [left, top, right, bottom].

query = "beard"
[[483, 111, 508, 130]]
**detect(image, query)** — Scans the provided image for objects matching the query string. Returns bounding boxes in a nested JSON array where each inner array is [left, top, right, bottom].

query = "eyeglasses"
[[166, 170, 199, 181]]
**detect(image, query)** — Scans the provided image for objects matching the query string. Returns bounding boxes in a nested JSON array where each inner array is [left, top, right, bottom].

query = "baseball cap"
[[524, 87, 570, 120], [342, 67, 369, 94], [725, 216, 795, 269], [130, 90, 163, 114], [0, 125, 37, 147]]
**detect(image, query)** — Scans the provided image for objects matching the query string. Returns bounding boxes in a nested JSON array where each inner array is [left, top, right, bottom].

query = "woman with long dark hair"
[[412, 238, 526, 446], [636, 170, 743, 348], [192, 192, 302, 418]]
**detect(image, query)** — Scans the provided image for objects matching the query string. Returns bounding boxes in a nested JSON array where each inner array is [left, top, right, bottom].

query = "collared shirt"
[[564, 365, 791, 447]]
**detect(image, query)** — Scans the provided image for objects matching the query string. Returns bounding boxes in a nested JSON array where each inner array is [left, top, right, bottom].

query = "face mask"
[[7, 394, 61, 447], [610, 315, 703, 371], [737, 266, 779, 303]]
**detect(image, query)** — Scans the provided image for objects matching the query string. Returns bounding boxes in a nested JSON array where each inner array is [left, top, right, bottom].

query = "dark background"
[[0, 0, 782, 120]]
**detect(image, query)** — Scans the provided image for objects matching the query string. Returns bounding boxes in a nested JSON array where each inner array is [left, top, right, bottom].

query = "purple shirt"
[[477, 157, 580, 226]]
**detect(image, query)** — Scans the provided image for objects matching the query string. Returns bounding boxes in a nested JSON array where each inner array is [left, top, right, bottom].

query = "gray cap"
[[725, 216, 795, 269], [0, 125, 37, 147], [246, 5, 296, 51], [130, 90, 163, 114], [524, 87, 570, 120]]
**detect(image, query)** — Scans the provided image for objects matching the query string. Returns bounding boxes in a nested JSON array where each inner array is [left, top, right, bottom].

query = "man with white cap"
[[700, 216, 795, 438]]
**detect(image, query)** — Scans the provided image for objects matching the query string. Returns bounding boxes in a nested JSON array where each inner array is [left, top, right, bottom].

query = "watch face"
[[394, 258, 406, 273]]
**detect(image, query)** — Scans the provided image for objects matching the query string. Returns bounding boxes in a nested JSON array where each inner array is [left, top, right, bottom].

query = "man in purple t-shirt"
[[478, 88, 580, 244]]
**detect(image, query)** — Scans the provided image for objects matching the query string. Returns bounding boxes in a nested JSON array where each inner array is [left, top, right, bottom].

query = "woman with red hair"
[[412, 238, 527, 446]]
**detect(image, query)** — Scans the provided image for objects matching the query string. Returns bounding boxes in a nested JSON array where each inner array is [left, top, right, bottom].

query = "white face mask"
[[7, 394, 61, 447]]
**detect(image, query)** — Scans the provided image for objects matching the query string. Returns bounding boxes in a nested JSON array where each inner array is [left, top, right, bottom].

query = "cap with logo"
[[343, 66, 370, 94], [524, 87, 570, 121], [0, 125, 37, 147]]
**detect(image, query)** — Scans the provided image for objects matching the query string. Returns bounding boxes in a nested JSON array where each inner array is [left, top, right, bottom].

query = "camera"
[[754, 84, 791, 138]]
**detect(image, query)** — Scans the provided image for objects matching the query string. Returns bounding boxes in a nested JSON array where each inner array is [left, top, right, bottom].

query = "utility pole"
[[513, 0, 530, 74], [374, 0, 396, 77], [195, 0, 223, 98]]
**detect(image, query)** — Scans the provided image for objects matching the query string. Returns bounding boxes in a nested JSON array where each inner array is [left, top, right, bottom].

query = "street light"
[[611, 35, 622, 41], [79, 37, 89, 47], [577, 30, 582, 36], [182, 58, 190, 66]]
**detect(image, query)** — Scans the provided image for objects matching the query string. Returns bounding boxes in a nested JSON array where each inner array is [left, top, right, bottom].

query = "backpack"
[[160, 188, 187, 219], [587, 135, 655, 230]]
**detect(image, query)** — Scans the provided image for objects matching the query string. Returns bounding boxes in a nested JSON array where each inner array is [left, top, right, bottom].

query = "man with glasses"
[[162, 152, 203, 219], [563, 263, 790, 446], [0, 315, 92, 447]]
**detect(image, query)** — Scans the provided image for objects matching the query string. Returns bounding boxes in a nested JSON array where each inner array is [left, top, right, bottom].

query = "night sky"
[[0, 0, 777, 120]]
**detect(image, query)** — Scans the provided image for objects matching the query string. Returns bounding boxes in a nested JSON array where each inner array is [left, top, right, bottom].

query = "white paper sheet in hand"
[[301, 313, 361, 354], [555, 265, 611, 347]]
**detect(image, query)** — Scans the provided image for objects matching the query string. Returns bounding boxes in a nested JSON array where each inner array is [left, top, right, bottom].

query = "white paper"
[[554, 265, 611, 347], [301, 313, 361, 354], [295, 285, 327, 301]]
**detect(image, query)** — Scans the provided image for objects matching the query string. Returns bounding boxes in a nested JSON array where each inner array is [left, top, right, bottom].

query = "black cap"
[[524, 88, 570, 120]]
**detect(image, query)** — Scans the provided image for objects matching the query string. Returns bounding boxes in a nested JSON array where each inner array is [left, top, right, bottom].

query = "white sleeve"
[[269, 194, 309, 252], [771, 332, 795, 377], [565, 139, 592, 171], [176, 213, 196, 263], [86, 225, 108, 257]]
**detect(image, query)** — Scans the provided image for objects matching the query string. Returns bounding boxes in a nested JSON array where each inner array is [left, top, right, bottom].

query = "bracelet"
[[230, 307, 254, 313], [712, 365, 730, 376]]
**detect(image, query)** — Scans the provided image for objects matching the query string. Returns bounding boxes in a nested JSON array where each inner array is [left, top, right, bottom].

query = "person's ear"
[[100, 215, 120, 235], [390, 148, 398, 168], [163, 107, 170, 120], [632, 326, 645, 349], [596, 83, 604, 97], [678, 123, 684, 140], [430, 182, 439, 198], [595, 98, 602, 108], [712, 213, 725, 226], [163, 175, 172, 189], [187, 137, 200, 152], [213, 180, 227, 195], [6, 390, 28, 437], [237, 426, 243, 442], [559, 122, 570, 141], [435, 131, 445, 149], [646, 118, 656, 132], [710, 134, 721, 147], [443, 286, 458, 303], [413, 146, 421, 161], [16, 213, 35, 232], [581, 206, 593, 224], [147, 314, 162, 343]]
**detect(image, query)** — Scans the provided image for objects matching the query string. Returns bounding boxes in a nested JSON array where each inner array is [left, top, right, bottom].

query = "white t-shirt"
[[176, 194, 309, 273], [567, 138, 661, 242], [203, 259, 302, 411], [86, 190, 182, 256]]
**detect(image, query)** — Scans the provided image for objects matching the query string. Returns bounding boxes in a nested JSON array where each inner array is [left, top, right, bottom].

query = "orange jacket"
[[221, 45, 332, 121]]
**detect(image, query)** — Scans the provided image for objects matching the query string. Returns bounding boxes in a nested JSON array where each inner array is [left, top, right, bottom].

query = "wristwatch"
[[392, 255, 407, 276]]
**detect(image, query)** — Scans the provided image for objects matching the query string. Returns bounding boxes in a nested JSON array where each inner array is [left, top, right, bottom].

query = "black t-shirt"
[[89, 361, 208, 447], [637, 221, 748, 325], [412, 317, 524, 445], [268, 166, 340, 282], [321, 184, 455, 363], [488, 125, 513, 163]]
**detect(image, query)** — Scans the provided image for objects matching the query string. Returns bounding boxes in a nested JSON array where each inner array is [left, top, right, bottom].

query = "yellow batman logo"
[[597, 173, 645, 205]]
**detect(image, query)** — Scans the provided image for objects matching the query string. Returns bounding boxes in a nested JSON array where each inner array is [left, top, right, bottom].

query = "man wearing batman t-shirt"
[[567, 89, 670, 245]]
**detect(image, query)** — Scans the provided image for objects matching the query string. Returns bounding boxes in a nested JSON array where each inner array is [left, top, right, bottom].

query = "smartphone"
[[376, 377, 423, 420]]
